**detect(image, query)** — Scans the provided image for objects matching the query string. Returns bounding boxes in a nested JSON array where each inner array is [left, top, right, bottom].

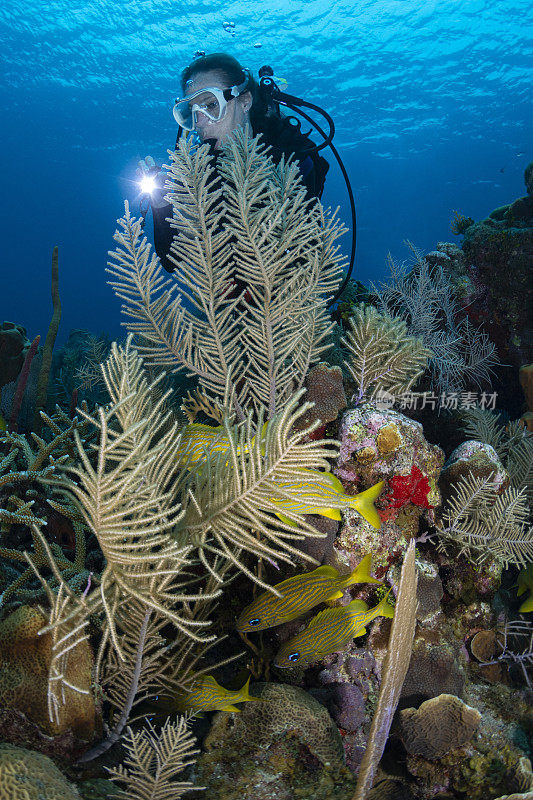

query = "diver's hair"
[[181, 53, 253, 94]]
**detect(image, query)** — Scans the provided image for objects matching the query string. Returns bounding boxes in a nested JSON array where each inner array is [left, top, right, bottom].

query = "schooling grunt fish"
[[236, 554, 381, 632], [271, 470, 384, 529], [175, 421, 267, 468], [175, 423, 232, 467], [164, 674, 261, 713], [273, 592, 395, 669]]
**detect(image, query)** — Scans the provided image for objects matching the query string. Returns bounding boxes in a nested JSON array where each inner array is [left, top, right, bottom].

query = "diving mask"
[[173, 73, 250, 131]]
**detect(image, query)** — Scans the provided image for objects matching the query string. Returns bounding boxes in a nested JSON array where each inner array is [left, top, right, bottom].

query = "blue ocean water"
[[0, 0, 530, 345]]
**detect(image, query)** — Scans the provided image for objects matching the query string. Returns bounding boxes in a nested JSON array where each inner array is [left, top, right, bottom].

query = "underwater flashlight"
[[139, 174, 157, 195]]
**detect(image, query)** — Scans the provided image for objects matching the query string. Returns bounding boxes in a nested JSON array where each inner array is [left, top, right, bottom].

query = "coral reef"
[[334, 403, 443, 573], [3, 130, 532, 800], [452, 164, 533, 410]]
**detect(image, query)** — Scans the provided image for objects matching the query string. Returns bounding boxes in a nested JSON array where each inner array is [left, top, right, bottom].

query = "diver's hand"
[[136, 156, 168, 209]]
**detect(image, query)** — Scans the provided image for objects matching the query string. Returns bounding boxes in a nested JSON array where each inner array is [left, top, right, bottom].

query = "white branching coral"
[[374, 245, 497, 394], [107, 129, 344, 419], [436, 473, 533, 568], [107, 715, 202, 800], [342, 303, 431, 403]]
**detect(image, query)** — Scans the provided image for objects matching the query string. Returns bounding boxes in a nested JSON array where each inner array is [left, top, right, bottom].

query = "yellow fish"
[[163, 674, 261, 713], [175, 423, 232, 468], [236, 554, 381, 632], [0, 413, 6, 432], [271, 470, 384, 529], [175, 422, 267, 469], [274, 592, 394, 669], [517, 564, 533, 613], [175, 428, 383, 530]]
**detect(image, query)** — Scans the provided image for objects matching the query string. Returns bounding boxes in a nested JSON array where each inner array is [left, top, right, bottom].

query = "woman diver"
[[143, 52, 330, 273]]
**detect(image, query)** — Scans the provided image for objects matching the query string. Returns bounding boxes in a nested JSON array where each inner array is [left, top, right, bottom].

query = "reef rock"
[[439, 439, 510, 502], [334, 403, 444, 575], [0, 742, 81, 799], [398, 694, 481, 760], [0, 321, 30, 388], [459, 165, 533, 374], [194, 681, 356, 800], [0, 605, 97, 747]]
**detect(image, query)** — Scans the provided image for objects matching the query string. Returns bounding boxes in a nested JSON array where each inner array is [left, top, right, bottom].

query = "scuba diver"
[[140, 52, 330, 274], [139, 51, 356, 303]]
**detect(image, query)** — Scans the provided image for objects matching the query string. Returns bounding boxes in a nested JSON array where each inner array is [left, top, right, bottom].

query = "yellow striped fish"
[[236, 554, 381, 632], [517, 563, 533, 613], [175, 428, 383, 530], [175, 422, 268, 469], [164, 674, 261, 713], [271, 471, 384, 529], [273, 592, 395, 669], [175, 423, 232, 468]]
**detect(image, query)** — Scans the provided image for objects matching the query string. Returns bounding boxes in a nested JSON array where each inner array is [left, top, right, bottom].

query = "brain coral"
[[0, 605, 96, 739], [195, 682, 356, 800], [0, 742, 81, 799], [398, 694, 481, 760], [206, 681, 344, 766], [400, 631, 466, 701]]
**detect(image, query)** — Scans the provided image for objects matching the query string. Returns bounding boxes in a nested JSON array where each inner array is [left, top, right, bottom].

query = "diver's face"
[[185, 69, 252, 149]]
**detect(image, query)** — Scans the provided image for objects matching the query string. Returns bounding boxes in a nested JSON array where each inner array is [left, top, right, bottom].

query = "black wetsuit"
[[152, 116, 329, 273]]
